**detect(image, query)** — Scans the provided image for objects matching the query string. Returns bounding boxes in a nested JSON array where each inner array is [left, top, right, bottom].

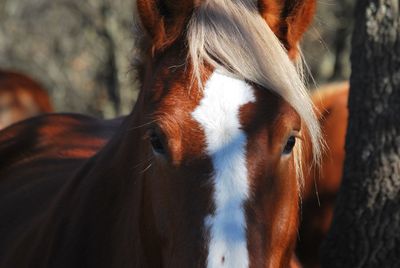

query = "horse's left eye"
[[282, 136, 296, 155]]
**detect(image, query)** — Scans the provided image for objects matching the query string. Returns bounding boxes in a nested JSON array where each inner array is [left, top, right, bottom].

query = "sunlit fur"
[[187, 0, 322, 188]]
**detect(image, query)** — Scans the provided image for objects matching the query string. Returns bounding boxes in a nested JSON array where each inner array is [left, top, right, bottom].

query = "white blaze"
[[192, 71, 255, 268]]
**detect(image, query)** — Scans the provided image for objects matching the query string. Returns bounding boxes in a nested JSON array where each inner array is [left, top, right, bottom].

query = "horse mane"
[[132, 0, 322, 189]]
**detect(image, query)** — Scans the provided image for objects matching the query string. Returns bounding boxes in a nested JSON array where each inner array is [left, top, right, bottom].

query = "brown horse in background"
[[0, 0, 322, 267], [0, 70, 53, 130], [297, 82, 349, 267]]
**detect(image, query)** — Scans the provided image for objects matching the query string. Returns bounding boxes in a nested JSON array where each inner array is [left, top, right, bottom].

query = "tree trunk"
[[321, 0, 400, 267]]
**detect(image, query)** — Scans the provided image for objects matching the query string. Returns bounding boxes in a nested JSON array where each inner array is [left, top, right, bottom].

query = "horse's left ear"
[[258, 0, 316, 59]]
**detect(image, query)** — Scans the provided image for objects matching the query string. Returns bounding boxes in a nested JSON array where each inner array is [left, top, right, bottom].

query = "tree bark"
[[321, 0, 400, 267]]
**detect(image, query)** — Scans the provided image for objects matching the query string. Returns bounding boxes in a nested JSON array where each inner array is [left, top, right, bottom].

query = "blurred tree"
[[0, 0, 138, 118], [321, 0, 400, 267], [303, 0, 355, 85]]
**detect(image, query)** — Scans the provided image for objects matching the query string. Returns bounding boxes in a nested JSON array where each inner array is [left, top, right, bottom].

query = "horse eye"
[[149, 131, 165, 155], [282, 136, 296, 155]]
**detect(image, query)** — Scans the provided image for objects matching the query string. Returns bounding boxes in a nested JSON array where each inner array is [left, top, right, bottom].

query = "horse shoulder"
[[297, 82, 349, 267], [312, 82, 349, 194], [0, 113, 121, 260]]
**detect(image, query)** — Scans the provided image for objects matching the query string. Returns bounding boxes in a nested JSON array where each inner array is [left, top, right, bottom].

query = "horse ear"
[[258, 0, 316, 59], [136, 0, 199, 52]]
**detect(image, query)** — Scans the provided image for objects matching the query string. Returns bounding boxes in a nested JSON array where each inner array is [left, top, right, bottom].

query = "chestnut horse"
[[0, 70, 53, 130], [297, 82, 349, 267], [0, 0, 321, 267]]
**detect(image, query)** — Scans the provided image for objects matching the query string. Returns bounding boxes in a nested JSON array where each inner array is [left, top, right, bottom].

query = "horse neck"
[[6, 95, 151, 268]]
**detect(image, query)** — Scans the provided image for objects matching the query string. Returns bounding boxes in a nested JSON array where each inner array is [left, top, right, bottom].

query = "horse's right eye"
[[149, 130, 165, 155]]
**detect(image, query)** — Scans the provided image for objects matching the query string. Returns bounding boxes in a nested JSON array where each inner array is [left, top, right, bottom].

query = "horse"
[[0, 70, 53, 130], [297, 82, 349, 267], [0, 0, 322, 267]]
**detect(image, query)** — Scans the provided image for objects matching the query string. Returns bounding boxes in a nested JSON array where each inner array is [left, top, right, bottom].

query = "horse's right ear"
[[136, 0, 199, 52]]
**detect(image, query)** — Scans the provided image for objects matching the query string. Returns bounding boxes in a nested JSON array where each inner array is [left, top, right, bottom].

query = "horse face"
[[137, 46, 301, 268], [135, 0, 318, 267]]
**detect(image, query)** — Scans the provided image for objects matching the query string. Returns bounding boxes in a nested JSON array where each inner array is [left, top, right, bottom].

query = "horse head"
[[133, 0, 321, 266]]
